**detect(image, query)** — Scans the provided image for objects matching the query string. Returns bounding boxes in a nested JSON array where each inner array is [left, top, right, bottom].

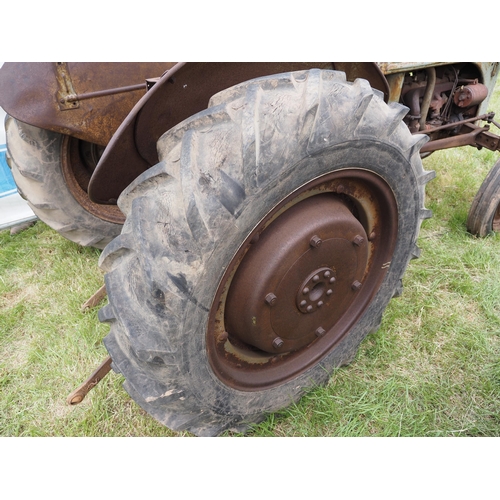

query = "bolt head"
[[303, 287, 310, 295], [351, 281, 362, 291], [306, 305, 313, 313], [272, 337, 284, 349], [352, 235, 365, 246], [265, 293, 277, 306], [310, 235, 322, 248], [315, 327, 326, 337]]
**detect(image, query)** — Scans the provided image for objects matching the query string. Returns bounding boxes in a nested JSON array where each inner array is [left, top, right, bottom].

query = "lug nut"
[[324, 271, 331, 278], [336, 184, 345, 194], [326, 289, 333, 296], [352, 235, 365, 246], [312, 275, 320, 283], [306, 305, 313, 313], [317, 301, 324, 308], [303, 287, 310, 294], [265, 293, 277, 306], [310, 235, 322, 248], [329, 277, 336, 284], [351, 281, 362, 291], [272, 337, 284, 349], [315, 327, 326, 337], [300, 300, 307, 307]]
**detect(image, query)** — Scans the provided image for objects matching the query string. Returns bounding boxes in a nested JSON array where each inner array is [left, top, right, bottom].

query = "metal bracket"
[[67, 356, 113, 405], [55, 62, 80, 111]]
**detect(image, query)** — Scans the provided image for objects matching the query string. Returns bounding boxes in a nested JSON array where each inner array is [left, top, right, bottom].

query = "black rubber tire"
[[5, 116, 123, 249], [99, 70, 434, 436], [467, 158, 500, 236]]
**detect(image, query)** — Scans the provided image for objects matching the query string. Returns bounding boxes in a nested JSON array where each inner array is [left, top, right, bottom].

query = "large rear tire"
[[99, 70, 433, 435], [5, 116, 124, 248], [467, 158, 500, 237]]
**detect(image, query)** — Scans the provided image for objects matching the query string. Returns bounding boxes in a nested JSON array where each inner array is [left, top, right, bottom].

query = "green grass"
[[2, 84, 500, 437]]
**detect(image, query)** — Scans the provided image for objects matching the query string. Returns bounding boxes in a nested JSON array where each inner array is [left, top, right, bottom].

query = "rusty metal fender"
[[0, 62, 174, 146], [88, 62, 389, 204]]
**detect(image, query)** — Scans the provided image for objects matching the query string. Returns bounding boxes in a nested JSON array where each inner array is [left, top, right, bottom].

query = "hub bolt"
[[336, 184, 345, 194], [272, 337, 284, 349], [315, 327, 326, 337], [265, 293, 277, 306], [352, 235, 365, 246], [351, 281, 362, 291], [310, 235, 322, 248]]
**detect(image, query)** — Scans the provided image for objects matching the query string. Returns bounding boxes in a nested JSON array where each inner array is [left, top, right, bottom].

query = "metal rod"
[[414, 112, 495, 136], [64, 83, 147, 103]]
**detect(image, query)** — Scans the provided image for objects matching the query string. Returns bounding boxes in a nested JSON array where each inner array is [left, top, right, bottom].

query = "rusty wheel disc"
[[61, 136, 125, 225], [208, 169, 399, 390]]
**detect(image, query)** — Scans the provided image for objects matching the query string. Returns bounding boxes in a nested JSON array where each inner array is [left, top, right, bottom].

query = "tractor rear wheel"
[[5, 116, 124, 248], [99, 69, 433, 435], [467, 158, 500, 236]]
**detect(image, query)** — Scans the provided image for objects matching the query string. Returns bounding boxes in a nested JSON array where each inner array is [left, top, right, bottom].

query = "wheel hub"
[[225, 194, 368, 354]]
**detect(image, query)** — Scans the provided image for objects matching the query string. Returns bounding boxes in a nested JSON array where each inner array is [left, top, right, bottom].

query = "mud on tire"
[[99, 69, 434, 436], [5, 117, 123, 249]]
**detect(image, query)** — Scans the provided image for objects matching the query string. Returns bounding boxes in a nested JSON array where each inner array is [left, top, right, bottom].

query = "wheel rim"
[[61, 136, 125, 224], [207, 169, 399, 390]]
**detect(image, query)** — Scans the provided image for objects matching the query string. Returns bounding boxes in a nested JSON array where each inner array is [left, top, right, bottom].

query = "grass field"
[[1, 84, 500, 438]]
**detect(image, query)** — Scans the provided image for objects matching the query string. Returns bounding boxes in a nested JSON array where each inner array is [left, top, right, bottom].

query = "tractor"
[[1, 62, 499, 435]]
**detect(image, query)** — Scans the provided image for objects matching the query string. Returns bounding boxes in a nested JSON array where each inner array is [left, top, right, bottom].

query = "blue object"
[[0, 145, 17, 198]]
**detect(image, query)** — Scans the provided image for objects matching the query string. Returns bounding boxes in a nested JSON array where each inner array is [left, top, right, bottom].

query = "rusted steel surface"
[[81, 284, 107, 312], [225, 195, 369, 355], [88, 62, 336, 204], [66, 355, 112, 405], [0, 62, 173, 146], [207, 170, 398, 390], [420, 122, 500, 153]]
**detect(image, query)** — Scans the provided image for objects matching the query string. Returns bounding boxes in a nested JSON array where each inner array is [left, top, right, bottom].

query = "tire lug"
[[351, 281, 362, 291], [352, 235, 365, 246], [265, 293, 277, 306], [309, 235, 322, 248], [315, 327, 326, 337], [272, 337, 284, 349]]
